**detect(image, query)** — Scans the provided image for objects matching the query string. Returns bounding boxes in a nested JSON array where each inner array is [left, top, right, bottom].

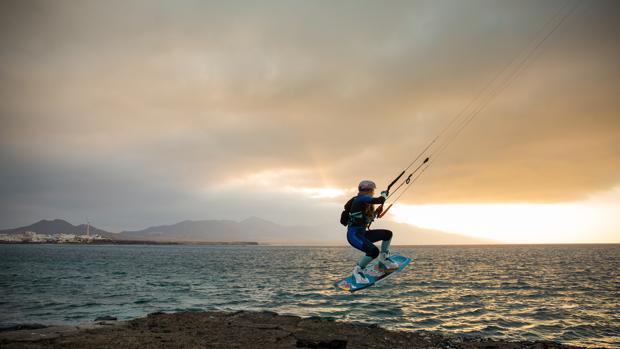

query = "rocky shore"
[[0, 310, 581, 349]]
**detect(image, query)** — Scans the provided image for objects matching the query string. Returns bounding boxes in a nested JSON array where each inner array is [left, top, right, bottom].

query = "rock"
[[295, 338, 347, 349], [0, 323, 47, 332], [94, 316, 117, 321], [0, 310, 584, 349], [450, 336, 463, 343]]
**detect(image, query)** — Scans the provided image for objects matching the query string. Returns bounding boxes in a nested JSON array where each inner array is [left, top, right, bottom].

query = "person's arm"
[[357, 195, 386, 205]]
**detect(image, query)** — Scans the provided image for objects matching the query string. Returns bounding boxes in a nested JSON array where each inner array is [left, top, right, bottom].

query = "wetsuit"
[[345, 194, 393, 259]]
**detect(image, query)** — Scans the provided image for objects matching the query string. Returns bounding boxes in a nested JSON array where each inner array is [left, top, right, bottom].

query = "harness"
[[340, 195, 374, 228]]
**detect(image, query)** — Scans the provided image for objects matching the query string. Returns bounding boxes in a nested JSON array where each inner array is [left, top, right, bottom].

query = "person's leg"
[[347, 228, 379, 268], [365, 229, 393, 253], [357, 255, 373, 269], [365, 229, 398, 269], [347, 228, 377, 283]]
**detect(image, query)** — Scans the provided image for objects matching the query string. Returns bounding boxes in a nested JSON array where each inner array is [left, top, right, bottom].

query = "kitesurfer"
[[344, 180, 399, 284]]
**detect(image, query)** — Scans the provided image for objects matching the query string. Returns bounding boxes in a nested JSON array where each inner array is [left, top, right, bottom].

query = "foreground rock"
[[0, 310, 581, 349]]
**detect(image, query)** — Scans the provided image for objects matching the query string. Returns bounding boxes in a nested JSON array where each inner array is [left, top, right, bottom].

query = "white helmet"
[[358, 180, 376, 192]]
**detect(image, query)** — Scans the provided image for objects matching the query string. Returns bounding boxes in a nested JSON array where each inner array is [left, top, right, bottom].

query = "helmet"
[[358, 180, 377, 192]]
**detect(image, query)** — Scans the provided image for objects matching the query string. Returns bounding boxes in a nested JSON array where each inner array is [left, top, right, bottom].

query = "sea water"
[[0, 244, 618, 348]]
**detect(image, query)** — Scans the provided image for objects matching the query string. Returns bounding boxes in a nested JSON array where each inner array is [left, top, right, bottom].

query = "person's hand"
[[375, 205, 384, 216], [380, 191, 388, 199]]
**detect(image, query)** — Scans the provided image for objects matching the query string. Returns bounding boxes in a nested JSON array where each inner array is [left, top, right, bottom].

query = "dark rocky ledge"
[[0, 310, 582, 348]]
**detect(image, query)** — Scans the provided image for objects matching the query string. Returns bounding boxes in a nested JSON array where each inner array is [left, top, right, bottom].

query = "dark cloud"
[[1, 0, 619, 228]]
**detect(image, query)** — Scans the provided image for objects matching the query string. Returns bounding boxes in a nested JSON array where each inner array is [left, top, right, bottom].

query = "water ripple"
[[1, 244, 619, 348]]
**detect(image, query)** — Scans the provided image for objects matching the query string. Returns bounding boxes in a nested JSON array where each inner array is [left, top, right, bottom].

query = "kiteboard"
[[334, 254, 413, 292]]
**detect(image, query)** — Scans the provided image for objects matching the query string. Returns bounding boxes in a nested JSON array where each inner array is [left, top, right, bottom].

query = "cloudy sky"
[[1, 0, 619, 242]]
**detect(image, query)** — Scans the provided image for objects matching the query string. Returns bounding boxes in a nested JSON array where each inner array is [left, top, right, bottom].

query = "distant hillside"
[[119, 217, 498, 245], [1, 217, 500, 245], [118, 216, 320, 243], [0, 219, 115, 238]]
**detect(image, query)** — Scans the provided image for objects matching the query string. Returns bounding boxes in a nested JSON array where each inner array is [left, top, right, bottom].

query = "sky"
[[0, 0, 619, 243]]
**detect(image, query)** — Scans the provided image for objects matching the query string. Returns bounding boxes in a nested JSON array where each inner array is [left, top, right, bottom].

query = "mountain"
[[117, 216, 320, 243], [118, 217, 498, 245], [1, 218, 500, 245], [0, 219, 115, 238]]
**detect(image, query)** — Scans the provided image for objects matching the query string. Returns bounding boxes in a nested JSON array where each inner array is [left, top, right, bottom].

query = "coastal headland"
[[0, 310, 581, 349]]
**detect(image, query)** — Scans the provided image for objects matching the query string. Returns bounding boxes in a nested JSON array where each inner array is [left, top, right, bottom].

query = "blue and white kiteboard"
[[334, 254, 413, 292]]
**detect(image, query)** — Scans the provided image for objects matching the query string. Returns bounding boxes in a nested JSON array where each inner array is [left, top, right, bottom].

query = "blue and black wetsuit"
[[345, 194, 393, 259]]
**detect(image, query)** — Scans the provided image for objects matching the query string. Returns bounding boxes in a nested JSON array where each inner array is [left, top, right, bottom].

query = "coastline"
[[0, 310, 582, 349], [0, 241, 259, 245]]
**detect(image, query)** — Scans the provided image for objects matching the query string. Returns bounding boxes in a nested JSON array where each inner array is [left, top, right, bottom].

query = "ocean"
[[0, 244, 618, 348]]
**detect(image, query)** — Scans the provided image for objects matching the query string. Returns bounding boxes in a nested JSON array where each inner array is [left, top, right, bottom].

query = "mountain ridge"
[[1, 218, 499, 245], [0, 219, 115, 237]]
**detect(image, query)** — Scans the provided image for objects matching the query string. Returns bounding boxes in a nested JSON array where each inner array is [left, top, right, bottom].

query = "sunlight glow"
[[214, 169, 305, 189], [207, 169, 346, 199], [295, 187, 345, 199], [389, 201, 619, 244]]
